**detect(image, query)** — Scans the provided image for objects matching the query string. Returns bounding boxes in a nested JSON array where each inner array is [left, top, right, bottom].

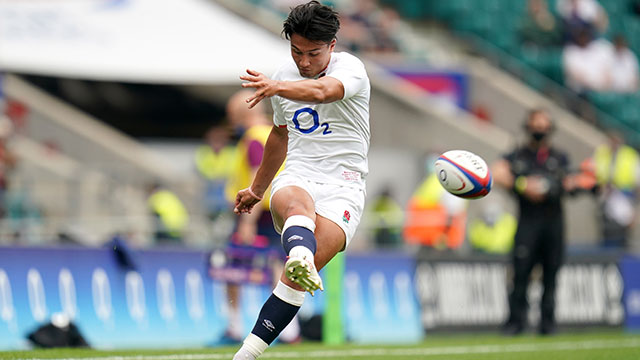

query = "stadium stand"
[[382, 0, 640, 146]]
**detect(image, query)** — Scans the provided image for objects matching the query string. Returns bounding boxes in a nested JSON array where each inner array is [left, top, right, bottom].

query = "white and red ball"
[[434, 150, 492, 199]]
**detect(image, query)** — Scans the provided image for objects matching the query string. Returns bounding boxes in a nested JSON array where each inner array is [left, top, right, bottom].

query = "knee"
[[282, 201, 315, 220]]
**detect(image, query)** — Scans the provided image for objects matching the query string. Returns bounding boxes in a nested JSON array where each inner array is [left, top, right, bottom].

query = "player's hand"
[[240, 69, 281, 109], [234, 187, 263, 215]]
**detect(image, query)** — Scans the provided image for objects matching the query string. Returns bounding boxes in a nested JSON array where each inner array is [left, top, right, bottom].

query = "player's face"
[[290, 33, 335, 78]]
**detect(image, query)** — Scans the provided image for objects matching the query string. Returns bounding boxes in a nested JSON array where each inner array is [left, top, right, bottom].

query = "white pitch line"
[[18, 338, 640, 360]]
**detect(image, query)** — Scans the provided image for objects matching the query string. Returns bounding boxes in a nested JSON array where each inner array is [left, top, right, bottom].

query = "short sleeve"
[[271, 96, 286, 127], [326, 55, 368, 100]]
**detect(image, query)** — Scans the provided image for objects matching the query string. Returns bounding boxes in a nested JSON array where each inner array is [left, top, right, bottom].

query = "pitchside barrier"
[[415, 252, 626, 332], [0, 246, 636, 350]]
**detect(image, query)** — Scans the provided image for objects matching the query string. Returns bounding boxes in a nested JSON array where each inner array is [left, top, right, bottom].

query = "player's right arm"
[[241, 69, 345, 108], [234, 125, 288, 214]]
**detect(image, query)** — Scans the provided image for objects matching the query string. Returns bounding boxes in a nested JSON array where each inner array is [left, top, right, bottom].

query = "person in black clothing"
[[492, 109, 577, 335]]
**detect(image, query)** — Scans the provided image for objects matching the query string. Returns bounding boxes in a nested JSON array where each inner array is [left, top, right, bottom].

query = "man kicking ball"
[[232, 1, 370, 359]]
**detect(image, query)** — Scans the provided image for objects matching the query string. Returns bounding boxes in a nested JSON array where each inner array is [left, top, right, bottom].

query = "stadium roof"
[[0, 0, 289, 84]]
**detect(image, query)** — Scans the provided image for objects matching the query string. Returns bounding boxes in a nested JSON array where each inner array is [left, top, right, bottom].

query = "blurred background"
[[0, 0, 639, 351]]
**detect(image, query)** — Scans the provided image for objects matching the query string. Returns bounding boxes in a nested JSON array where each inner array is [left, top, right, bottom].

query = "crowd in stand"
[[557, 0, 638, 93], [520, 0, 639, 94]]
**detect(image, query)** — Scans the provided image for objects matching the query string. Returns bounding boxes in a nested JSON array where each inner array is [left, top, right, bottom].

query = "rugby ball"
[[434, 150, 492, 199]]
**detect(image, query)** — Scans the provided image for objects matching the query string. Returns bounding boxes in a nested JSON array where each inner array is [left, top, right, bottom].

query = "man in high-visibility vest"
[[147, 183, 189, 245], [194, 125, 237, 244], [593, 131, 640, 248], [469, 202, 517, 254], [367, 186, 404, 249], [404, 171, 467, 251], [195, 125, 237, 219]]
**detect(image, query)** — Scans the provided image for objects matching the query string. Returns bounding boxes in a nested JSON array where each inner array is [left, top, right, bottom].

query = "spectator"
[[194, 124, 237, 243], [593, 130, 640, 249], [609, 34, 639, 93], [556, 0, 608, 43], [146, 183, 189, 245], [492, 109, 576, 335], [562, 28, 613, 93], [469, 202, 517, 255], [366, 185, 404, 249], [404, 156, 467, 251], [339, 0, 400, 54], [221, 90, 299, 344], [520, 0, 563, 48]]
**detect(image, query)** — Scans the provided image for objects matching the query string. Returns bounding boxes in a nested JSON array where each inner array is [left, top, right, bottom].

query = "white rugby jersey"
[[271, 51, 371, 189]]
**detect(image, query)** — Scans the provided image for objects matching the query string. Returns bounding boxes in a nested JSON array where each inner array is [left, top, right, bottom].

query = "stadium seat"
[[588, 92, 619, 114], [601, 0, 628, 16]]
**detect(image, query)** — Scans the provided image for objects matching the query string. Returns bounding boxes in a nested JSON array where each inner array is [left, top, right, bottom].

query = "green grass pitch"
[[2, 331, 640, 360]]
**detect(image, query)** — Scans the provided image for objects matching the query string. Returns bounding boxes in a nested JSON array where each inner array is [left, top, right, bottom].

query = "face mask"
[[531, 131, 548, 142]]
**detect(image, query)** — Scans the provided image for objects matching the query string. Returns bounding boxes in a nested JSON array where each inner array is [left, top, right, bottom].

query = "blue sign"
[[0, 246, 273, 349], [0, 247, 423, 349], [387, 69, 469, 110], [299, 252, 423, 343], [621, 256, 640, 330]]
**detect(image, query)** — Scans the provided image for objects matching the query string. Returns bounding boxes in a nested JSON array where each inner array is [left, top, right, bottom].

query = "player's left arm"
[[241, 69, 344, 108]]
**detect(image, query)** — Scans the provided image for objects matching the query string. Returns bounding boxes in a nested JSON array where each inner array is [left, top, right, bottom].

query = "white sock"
[[234, 333, 268, 359], [232, 348, 256, 360], [289, 245, 314, 262]]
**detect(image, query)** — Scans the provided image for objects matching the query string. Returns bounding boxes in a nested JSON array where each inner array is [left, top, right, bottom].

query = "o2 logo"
[[292, 108, 331, 135]]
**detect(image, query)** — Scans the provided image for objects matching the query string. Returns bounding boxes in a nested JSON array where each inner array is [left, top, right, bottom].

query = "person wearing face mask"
[[492, 108, 575, 336]]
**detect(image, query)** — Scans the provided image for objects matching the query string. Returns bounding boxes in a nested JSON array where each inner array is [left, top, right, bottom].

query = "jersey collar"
[[313, 59, 331, 79]]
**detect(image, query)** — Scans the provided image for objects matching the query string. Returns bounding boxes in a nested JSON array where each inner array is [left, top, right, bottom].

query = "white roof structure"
[[0, 0, 289, 84]]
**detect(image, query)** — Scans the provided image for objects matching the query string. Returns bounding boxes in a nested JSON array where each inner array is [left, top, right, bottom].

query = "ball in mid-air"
[[434, 150, 492, 199]]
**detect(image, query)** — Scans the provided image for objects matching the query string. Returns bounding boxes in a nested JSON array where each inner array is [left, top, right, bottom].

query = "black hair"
[[282, 1, 340, 43]]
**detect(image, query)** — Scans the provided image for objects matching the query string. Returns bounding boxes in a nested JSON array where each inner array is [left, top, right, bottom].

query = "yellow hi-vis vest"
[[411, 173, 445, 207], [469, 213, 517, 254], [148, 189, 189, 237], [594, 144, 640, 191], [194, 144, 237, 181], [226, 124, 283, 210]]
